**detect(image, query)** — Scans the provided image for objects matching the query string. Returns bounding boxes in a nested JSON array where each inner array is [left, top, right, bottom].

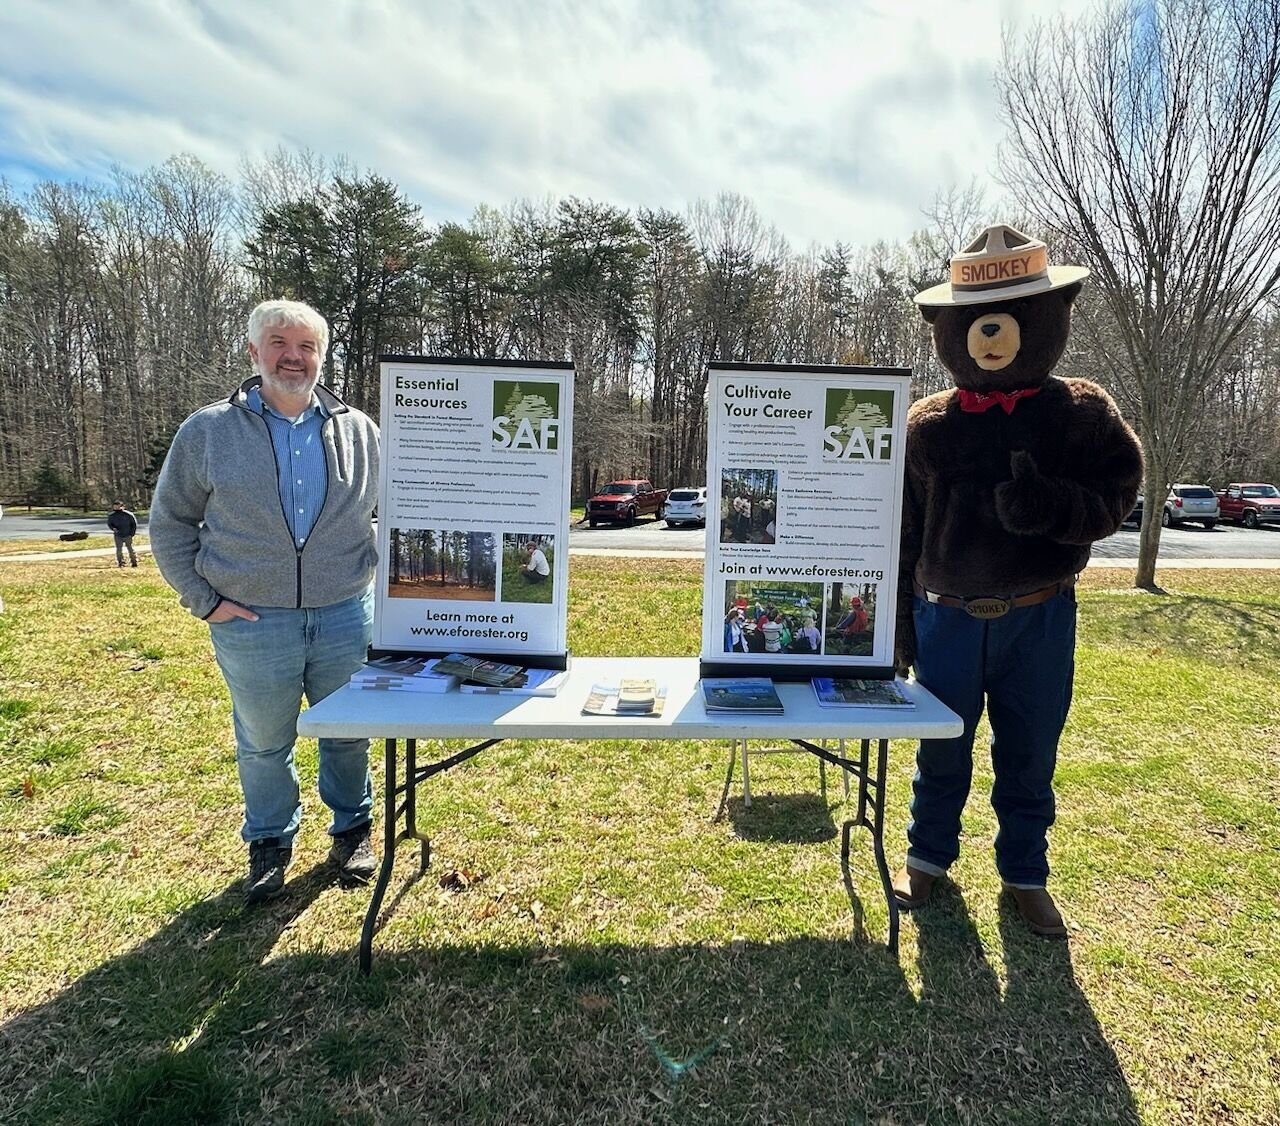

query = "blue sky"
[[0, 0, 1093, 248]]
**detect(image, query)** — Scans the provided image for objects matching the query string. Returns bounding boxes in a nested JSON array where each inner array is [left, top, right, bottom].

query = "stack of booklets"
[[616, 678, 659, 712], [349, 655, 459, 693], [582, 678, 667, 717], [432, 653, 529, 688], [811, 677, 915, 708], [700, 677, 784, 714], [458, 666, 569, 697]]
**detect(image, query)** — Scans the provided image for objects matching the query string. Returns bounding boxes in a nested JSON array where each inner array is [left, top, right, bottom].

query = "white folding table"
[[297, 656, 962, 972]]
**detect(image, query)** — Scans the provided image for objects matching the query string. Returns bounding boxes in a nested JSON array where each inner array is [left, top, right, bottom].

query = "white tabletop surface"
[[297, 657, 963, 742]]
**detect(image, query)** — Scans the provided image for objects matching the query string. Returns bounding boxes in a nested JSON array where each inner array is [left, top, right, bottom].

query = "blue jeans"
[[209, 588, 374, 847], [906, 589, 1076, 887]]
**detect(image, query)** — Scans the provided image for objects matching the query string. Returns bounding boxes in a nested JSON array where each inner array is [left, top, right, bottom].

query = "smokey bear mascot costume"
[[893, 225, 1142, 937]]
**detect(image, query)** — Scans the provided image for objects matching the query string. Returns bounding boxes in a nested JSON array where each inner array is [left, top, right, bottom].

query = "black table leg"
[[870, 739, 899, 956], [357, 736, 501, 974], [360, 737, 399, 976], [404, 738, 431, 873], [796, 735, 898, 957]]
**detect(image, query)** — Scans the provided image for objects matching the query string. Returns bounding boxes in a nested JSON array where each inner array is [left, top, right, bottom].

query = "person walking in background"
[[106, 501, 138, 568], [150, 299, 380, 906]]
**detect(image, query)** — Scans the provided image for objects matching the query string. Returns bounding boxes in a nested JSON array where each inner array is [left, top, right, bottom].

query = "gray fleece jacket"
[[151, 377, 379, 618]]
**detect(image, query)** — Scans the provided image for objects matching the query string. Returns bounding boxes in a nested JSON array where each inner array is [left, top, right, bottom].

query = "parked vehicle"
[[664, 486, 707, 527], [1216, 482, 1280, 528], [1162, 484, 1219, 529], [1122, 494, 1143, 527], [586, 480, 668, 526]]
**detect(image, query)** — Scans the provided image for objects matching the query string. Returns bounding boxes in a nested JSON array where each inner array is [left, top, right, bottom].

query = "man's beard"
[[256, 358, 318, 399]]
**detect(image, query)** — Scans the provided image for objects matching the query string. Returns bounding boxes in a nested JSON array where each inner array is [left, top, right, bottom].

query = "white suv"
[[664, 486, 707, 527], [1163, 484, 1219, 529]]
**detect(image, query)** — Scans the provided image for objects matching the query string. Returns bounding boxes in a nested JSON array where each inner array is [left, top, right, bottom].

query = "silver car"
[[665, 486, 707, 527], [1163, 484, 1219, 529]]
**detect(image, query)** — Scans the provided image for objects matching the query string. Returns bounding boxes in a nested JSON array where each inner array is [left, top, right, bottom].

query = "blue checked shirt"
[[247, 386, 330, 548]]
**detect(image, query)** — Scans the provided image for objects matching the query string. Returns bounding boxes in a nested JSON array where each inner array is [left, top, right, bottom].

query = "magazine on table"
[[582, 682, 667, 717], [458, 667, 570, 697], [699, 678, 784, 714], [350, 655, 459, 693], [811, 677, 915, 708], [432, 653, 528, 687]]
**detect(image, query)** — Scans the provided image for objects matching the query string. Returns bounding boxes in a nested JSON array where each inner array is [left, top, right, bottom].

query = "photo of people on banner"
[[719, 467, 777, 545], [722, 580, 824, 655], [387, 528, 497, 602], [501, 532, 556, 604], [824, 581, 879, 657]]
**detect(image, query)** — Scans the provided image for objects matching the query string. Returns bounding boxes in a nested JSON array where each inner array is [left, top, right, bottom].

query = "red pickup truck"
[[1217, 482, 1280, 528], [586, 480, 668, 526]]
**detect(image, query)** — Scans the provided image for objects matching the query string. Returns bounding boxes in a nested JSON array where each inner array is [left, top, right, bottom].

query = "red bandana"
[[957, 387, 1041, 415]]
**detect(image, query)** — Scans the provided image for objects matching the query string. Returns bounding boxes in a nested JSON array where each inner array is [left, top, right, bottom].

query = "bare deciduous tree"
[[998, 0, 1280, 586]]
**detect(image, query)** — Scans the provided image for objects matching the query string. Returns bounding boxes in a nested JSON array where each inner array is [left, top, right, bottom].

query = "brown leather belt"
[[912, 579, 1073, 620]]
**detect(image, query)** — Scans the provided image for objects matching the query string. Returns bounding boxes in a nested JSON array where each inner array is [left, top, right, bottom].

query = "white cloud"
[[0, 0, 1097, 248]]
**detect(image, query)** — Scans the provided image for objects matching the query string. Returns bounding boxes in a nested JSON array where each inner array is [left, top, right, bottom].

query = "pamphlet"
[[700, 678, 784, 714], [582, 683, 668, 717], [432, 653, 527, 687], [811, 677, 914, 708], [350, 656, 459, 693], [458, 667, 570, 697], [616, 678, 658, 711]]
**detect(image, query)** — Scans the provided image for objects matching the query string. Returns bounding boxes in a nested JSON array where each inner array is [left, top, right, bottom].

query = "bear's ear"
[[1060, 281, 1084, 308], [918, 305, 943, 325]]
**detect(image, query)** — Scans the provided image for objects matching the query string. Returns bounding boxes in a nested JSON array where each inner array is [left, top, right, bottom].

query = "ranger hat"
[[914, 224, 1089, 307]]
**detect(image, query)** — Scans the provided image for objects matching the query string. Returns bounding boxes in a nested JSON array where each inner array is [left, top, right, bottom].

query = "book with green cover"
[[811, 677, 914, 708]]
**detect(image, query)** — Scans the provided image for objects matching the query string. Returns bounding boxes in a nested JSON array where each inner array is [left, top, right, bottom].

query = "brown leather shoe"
[[892, 865, 937, 910], [1003, 884, 1067, 938]]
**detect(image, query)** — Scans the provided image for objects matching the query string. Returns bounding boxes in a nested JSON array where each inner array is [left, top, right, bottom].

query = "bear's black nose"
[[981, 322, 1000, 338]]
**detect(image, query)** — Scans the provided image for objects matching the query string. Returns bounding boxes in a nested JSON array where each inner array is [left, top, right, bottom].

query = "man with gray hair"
[[151, 298, 380, 904]]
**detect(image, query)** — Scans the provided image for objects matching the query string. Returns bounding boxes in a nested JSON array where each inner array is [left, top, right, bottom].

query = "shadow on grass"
[[0, 865, 1139, 1125], [911, 882, 1140, 1125], [1089, 591, 1280, 666], [723, 792, 838, 844]]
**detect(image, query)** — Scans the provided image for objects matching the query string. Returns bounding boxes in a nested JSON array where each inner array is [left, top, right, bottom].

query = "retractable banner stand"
[[699, 362, 911, 680], [373, 356, 574, 667]]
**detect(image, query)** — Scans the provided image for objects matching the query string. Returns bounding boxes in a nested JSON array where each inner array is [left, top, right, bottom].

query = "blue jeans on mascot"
[[906, 588, 1076, 889], [209, 587, 374, 848]]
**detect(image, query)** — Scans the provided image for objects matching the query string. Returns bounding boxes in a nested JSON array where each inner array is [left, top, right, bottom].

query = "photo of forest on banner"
[[387, 529, 496, 602]]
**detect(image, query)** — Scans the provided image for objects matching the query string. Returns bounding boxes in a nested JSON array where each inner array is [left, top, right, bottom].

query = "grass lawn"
[[0, 534, 151, 558], [0, 555, 1277, 1124]]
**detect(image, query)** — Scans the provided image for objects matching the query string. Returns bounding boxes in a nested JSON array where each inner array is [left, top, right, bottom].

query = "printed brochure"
[[458, 667, 569, 697], [582, 683, 668, 717], [700, 678, 784, 714], [349, 656, 459, 693], [811, 677, 914, 708]]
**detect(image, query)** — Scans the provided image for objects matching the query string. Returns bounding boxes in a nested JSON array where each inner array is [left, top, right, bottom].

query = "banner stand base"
[[368, 647, 571, 673], [698, 660, 893, 682]]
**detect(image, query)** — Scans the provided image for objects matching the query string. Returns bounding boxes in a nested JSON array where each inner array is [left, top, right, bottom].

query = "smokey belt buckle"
[[961, 595, 1014, 620]]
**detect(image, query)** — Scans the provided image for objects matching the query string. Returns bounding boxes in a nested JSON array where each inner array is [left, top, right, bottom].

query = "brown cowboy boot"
[[1003, 884, 1067, 938], [892, 865, 937, 910]]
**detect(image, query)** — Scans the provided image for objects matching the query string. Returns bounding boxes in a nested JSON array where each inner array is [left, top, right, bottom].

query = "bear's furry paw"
[[994, 450, 1056, 536]]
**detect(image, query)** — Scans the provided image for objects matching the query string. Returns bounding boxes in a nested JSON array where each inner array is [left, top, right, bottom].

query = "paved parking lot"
[[3, 508, 1278, 566], [568, 515, 1280, 564]]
